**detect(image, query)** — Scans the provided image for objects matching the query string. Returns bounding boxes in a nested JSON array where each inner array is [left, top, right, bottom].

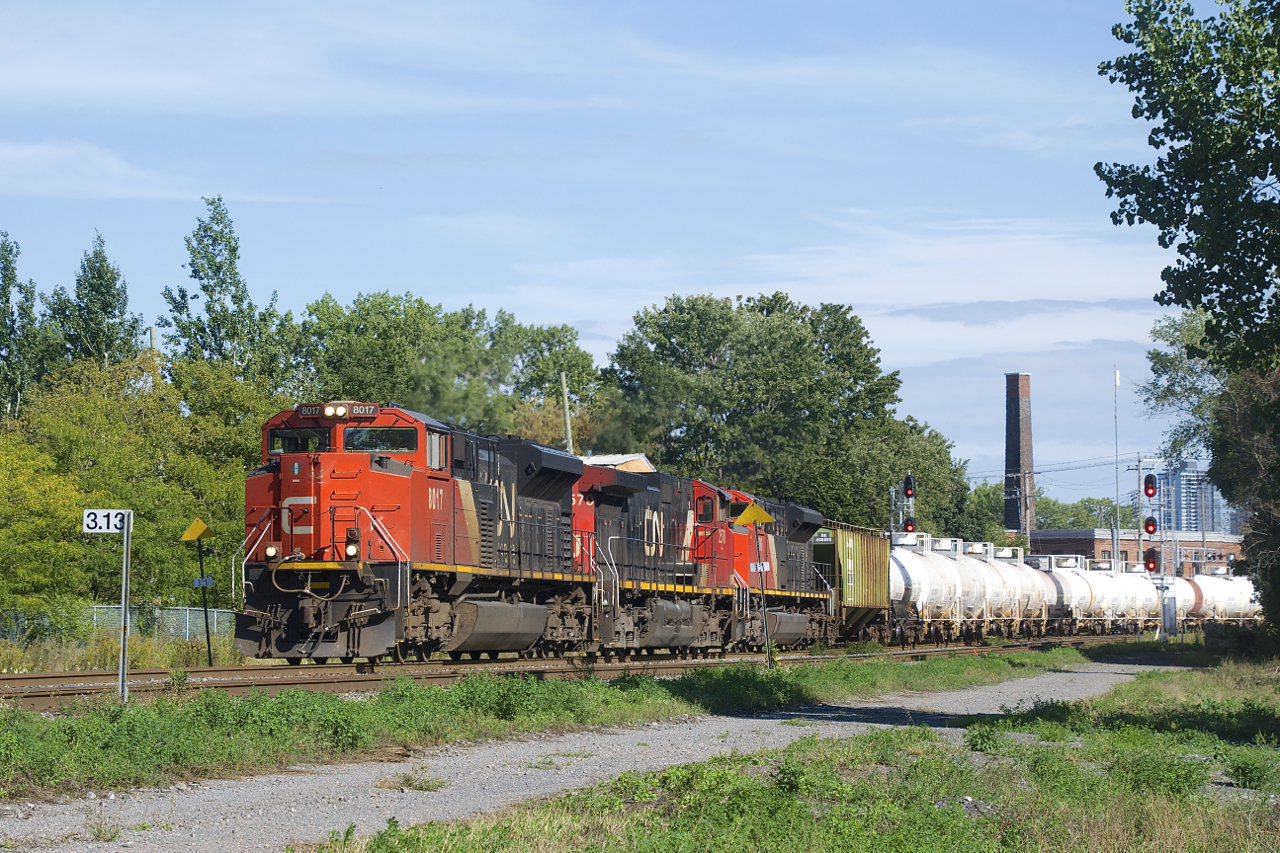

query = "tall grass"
[[0, 632, 248, 673]]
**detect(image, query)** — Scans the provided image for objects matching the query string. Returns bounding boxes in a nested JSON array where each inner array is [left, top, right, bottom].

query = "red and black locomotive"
[[234, 402, 832, 663]]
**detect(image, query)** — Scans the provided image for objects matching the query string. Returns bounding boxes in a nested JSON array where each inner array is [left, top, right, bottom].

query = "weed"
[[781, 717, 816, 727], [1225, 747, 1279, 790], [376, 769, 447, 792], [81, 804, 121, 842], [962, 724, 1007, 753]]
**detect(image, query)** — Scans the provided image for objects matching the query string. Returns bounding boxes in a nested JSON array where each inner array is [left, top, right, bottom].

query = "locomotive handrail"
[[235, 509, 276, 608], [355, 506, 409, 612]]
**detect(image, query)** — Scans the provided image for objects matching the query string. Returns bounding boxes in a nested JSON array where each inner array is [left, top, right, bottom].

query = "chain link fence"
[[0, 606, 235, 643]]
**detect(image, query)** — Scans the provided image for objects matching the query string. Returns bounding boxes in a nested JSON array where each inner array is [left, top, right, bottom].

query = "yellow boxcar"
[[814, 521, 890, 634]]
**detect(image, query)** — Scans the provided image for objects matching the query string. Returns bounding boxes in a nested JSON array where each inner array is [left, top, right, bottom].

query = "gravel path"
[[0, 660, 1177, 852]]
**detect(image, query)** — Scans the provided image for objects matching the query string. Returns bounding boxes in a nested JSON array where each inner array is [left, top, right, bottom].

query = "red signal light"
[[1143, 516, 1158, 536], [903, 475, 916, 499], [1143, 548, 1158, 572], [903, 517, 916, 533], [1143, 474, 1157, 499]]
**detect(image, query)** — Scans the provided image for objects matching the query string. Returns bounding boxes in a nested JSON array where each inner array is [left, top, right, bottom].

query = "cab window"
[[268, 428, 330, 455], [343, 427, 419, 453], [728, 501, 750, 520], [695, 496, 716, 523]]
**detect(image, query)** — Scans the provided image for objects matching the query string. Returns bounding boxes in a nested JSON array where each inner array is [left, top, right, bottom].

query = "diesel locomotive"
[[233, 401, 837, 663]]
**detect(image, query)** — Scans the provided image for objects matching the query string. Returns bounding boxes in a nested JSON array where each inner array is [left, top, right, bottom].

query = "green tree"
[[19, 353, 266, 608], [0, 232, 57, 419], [408, 307, 599, 433], [44, 232, 142, 369], [0, 431, 94, 608], [301, 291, 446, 405], [1036, 494, 1139, 529], [607, 293, 969, 529], [1097, 0, 1280, 368], [160, 197, 297, 391]]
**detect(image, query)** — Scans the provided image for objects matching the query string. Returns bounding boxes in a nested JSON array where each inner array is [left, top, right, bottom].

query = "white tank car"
[[1189, 574, 1262, 619], [890, 534, 1260, 631], [889, 540, 962, 620]]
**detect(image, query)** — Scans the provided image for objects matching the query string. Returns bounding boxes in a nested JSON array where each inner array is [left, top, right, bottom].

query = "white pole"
[[1113, 368, 1120, 568], [117, 511, 132, 703]]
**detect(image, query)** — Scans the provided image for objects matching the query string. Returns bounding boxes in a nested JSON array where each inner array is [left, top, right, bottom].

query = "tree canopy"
[[1098, 0, 1280, 368]]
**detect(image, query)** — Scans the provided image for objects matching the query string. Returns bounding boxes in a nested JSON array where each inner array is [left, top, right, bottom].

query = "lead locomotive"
[[234, 402, 833, 663]]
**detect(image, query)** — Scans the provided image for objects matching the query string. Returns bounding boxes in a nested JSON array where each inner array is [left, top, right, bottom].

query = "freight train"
[[233, 401, 1261, 662], [233, 402, 854, 663]]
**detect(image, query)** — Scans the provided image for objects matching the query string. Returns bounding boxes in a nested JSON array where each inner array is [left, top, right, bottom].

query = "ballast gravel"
[[0, 660, 1179, 853]]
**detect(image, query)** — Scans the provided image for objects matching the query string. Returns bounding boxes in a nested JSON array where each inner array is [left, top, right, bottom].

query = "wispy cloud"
[[743, 211, 1169, 306], [0, 140, 194, 199], [0, 2, 1138, 159]]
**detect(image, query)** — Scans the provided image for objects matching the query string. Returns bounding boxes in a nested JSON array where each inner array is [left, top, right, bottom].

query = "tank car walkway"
[[0, 660, 1181, 853]]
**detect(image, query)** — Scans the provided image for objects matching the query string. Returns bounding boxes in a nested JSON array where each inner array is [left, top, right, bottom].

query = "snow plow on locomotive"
[[233, 402, 838, 663]]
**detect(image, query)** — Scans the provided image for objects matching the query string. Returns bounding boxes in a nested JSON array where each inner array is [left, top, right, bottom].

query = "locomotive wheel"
[[287, 658, 302, 666], [340, 656, 355, 665], [448, 651, 462, 661], [392, 643, 407, 664], [312, 657, 329, 665]]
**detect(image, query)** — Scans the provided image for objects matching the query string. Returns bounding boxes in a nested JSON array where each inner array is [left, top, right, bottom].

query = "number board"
[[350, 403, 378, 417], [298, 404, 323, 417], [83, 509, 130, 533]]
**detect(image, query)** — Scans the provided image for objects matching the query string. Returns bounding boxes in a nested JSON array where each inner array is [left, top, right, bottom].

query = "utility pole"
[[560, 371, 574, 455]]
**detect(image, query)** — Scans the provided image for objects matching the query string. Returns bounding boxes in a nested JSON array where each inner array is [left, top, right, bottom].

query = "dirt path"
[[0, 660, 1176, 853]]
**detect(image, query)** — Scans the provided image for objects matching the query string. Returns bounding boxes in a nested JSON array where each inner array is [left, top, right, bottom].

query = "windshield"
[[344, 427, 419, 453], [268, 428, 331, 455]]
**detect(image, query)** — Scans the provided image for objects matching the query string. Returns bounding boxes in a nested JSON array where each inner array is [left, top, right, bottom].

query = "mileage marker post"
[[737, 502, 777, 670], [83, 509, 133, 703]]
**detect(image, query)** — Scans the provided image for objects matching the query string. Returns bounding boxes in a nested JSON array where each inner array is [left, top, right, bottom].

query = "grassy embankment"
[[0, 646, 1083, 799], [306, 645, 1280, 853]]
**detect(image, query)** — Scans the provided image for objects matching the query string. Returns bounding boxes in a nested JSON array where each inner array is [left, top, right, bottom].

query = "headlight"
[[264, 544, 279, 558], [324, 404, 336, 417], [335, 404, 348, 417], [345, 543, 359, 558]]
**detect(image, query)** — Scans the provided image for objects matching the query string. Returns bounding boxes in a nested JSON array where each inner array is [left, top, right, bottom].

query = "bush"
[[1225, 748, 1278, 790]]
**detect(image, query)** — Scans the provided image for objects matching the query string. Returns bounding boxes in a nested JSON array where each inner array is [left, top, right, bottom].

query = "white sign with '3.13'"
[[82, 509, 130, 533]]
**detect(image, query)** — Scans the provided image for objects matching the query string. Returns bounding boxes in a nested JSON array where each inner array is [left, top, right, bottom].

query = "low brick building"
[[1030, 528, 1242, 578]]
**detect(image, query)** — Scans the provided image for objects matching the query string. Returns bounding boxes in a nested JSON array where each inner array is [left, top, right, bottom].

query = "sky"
[[0, 1, 1183, 502]]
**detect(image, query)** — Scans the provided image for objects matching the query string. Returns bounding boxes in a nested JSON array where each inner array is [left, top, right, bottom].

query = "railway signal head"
[[903, 475, 916, 499], [903, 516, 916, 533], [1144, 548, 1158, 572], [1143, 474, 1157, 499], [1144, 516, 1158, 536]]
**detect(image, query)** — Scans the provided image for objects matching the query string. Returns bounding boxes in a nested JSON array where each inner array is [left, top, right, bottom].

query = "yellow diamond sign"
[[735, 502, 775, 526], [181, 517, 216, 541]]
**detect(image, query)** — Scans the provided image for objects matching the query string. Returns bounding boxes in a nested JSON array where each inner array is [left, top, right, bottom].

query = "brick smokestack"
[[1003, 373, 1035, 534]]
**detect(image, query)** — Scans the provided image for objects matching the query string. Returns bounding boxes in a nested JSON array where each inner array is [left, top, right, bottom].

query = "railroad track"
[[0, 635, 1123, 712]]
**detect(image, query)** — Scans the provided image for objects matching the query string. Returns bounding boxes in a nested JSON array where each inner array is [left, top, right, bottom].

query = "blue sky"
[[0, 1, 1181, 501]]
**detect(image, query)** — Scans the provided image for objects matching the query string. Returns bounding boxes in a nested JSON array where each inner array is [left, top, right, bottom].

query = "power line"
[[967, 452, 1156, 481]]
